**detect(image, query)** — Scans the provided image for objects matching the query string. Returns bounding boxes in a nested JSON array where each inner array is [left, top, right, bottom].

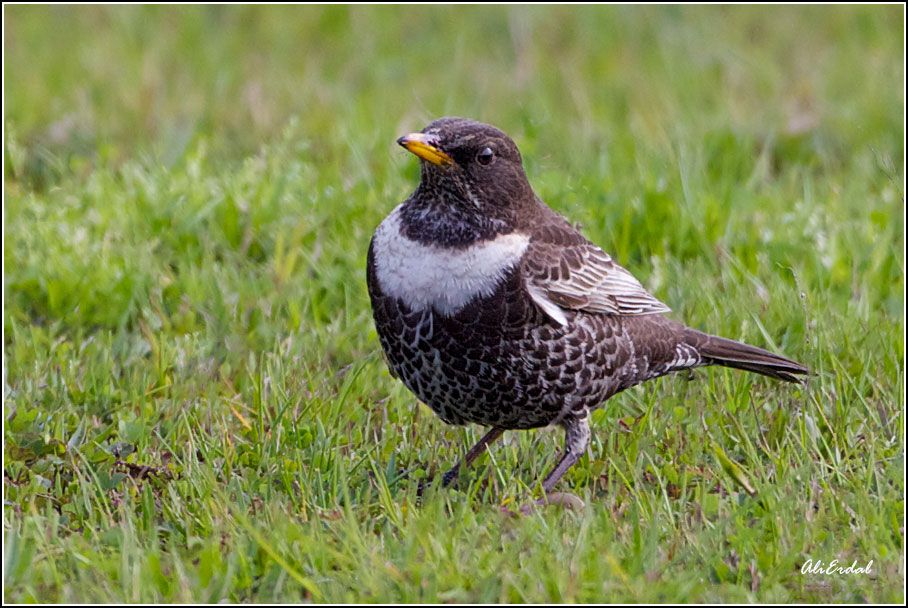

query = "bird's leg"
[[502, 414, 591, 516], [441, 426, 505, 488], [540, 413, 591, 495]]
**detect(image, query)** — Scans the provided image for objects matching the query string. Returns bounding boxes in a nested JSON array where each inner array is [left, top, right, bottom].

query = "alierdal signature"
[[801, 558, 874, 576]]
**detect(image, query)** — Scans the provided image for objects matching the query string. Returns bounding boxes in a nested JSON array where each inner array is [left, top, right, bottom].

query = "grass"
[[3, 4, 904, 603]]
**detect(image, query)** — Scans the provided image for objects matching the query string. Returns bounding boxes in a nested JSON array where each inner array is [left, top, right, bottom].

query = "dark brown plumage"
[[366, 117, 807, 495]]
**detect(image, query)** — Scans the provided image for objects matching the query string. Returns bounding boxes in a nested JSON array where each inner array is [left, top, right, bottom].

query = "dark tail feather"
[[692, 332, 808, 384]]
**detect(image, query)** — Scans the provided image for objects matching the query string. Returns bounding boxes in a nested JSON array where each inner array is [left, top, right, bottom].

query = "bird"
[[366, 117, 808, 500]]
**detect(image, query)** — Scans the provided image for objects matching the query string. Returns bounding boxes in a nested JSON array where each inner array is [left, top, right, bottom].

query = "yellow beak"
[[397, 133, 453, 166]]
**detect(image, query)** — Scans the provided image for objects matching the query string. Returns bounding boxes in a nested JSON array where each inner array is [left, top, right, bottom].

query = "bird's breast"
[[370, 204, 530, 315]]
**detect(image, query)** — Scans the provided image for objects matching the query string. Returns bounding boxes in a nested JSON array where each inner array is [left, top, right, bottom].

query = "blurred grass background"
[[3, 4, 904, 603]]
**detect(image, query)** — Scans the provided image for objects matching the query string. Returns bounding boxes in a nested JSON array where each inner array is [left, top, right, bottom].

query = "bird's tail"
[[690, 330, 808, 384]]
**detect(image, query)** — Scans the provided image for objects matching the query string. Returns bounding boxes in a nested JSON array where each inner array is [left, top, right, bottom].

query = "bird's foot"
[[500, 491, 585, 517], [416, 478, 427, 499]]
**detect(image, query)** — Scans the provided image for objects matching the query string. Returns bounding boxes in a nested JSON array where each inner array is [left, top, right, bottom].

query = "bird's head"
[[397, 117, 536, 224]]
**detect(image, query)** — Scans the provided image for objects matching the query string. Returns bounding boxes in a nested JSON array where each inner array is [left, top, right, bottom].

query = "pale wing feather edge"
[[525, 241, 671, 318]]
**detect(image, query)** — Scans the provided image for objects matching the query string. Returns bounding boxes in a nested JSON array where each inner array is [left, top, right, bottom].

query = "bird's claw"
[[500, 491, 586, 517]]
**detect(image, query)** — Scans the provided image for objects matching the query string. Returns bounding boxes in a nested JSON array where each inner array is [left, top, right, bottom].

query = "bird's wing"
[[522, 217, 670, 326]]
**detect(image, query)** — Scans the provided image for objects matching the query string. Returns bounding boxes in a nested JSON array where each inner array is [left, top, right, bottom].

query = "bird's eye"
[[477, 147, 495, 165]]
